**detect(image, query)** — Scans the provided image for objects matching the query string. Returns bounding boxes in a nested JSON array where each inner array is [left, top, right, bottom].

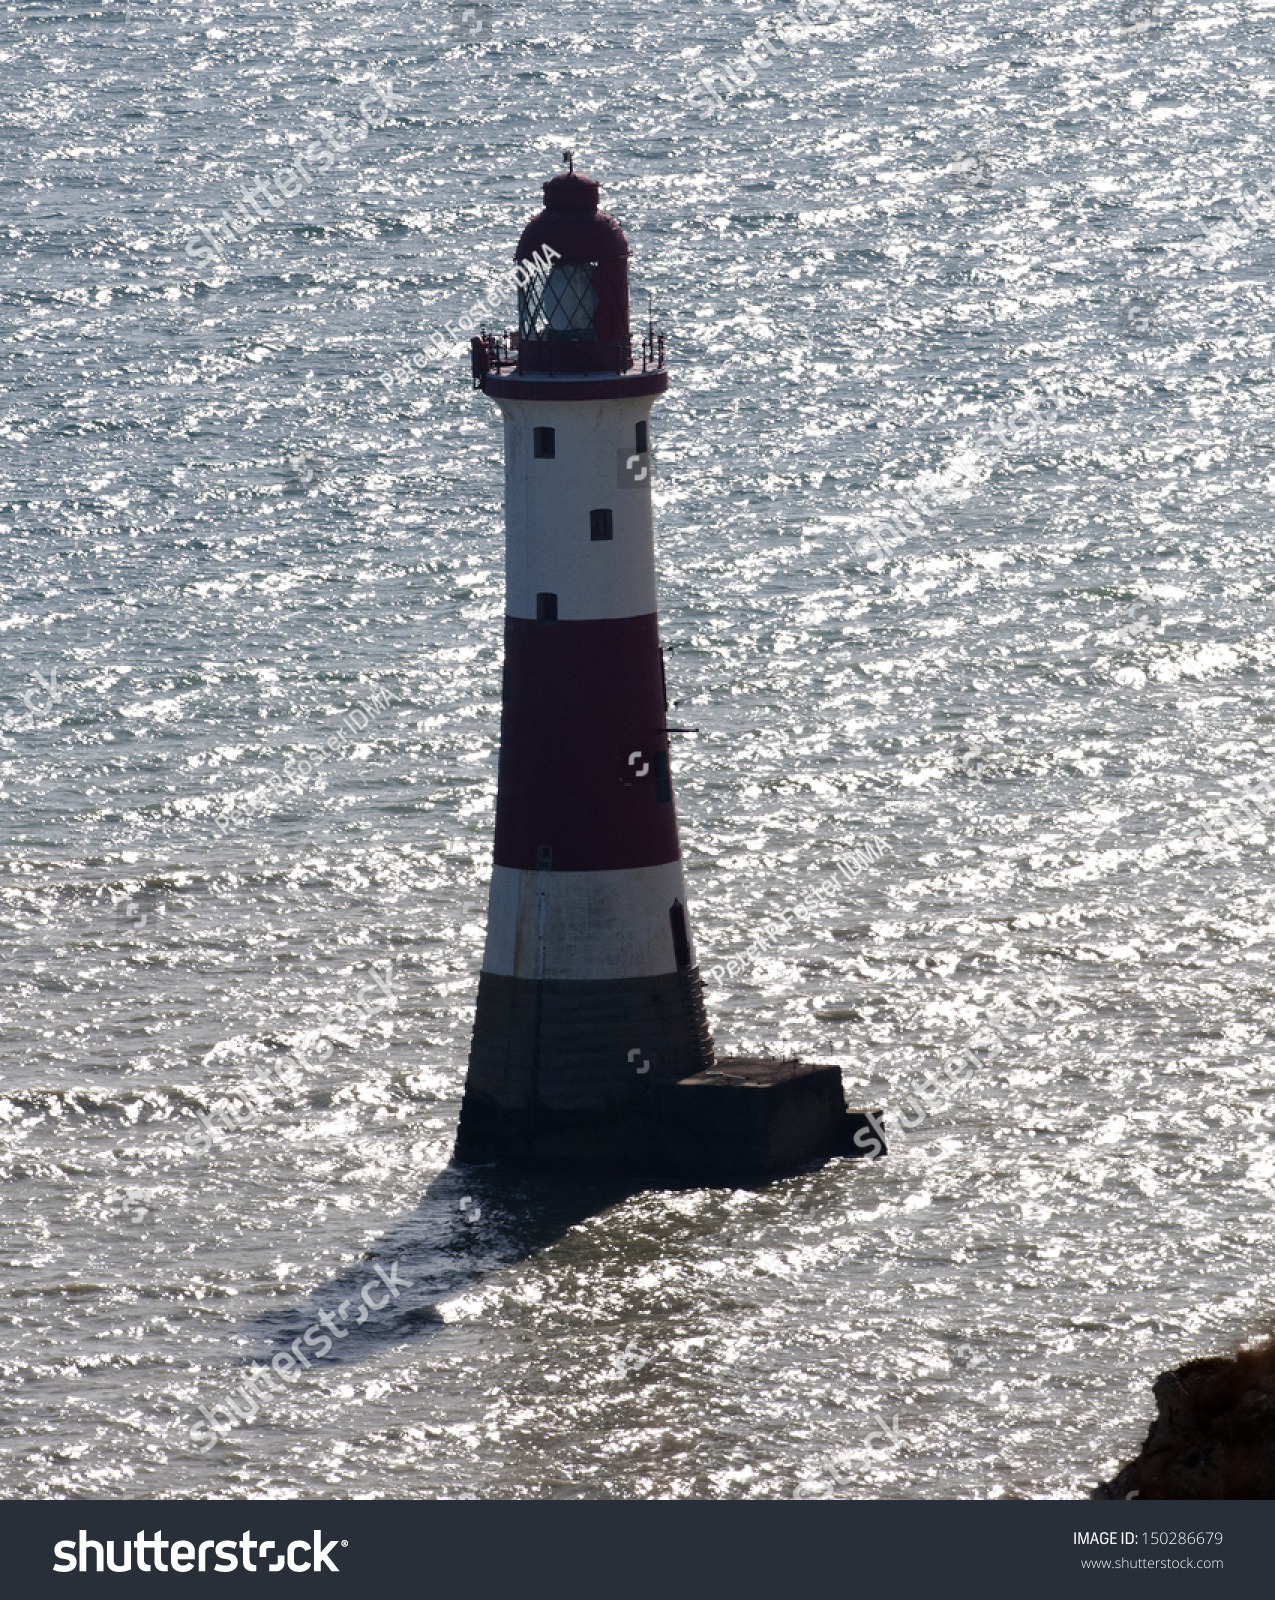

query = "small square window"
[[635, 420, 648, 454], [536, 591, 558, 623], [590, 508, 614, 541], [533, 427, 556, 459]]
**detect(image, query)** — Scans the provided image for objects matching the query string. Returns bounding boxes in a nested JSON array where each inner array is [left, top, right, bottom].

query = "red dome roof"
[[515, 168, 629, 265], [542, 170, 600, 211]]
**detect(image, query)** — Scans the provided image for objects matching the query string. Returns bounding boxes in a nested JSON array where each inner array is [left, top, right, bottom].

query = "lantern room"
[[472, 158, 666, 388], [512, 165, 630, 373]]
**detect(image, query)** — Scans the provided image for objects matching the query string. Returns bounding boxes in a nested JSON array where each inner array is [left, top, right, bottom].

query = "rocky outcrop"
[[1095, 1338, 1275, 1499]]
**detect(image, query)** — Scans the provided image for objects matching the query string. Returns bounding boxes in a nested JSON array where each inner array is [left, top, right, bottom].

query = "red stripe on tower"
[[495, 614, 678, 872], [456, 157, 715, 1166]]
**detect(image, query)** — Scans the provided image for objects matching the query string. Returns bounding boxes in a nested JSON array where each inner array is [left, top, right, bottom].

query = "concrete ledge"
[[456, 1048, 887, 1183], [655, 1057, 847, 1182]]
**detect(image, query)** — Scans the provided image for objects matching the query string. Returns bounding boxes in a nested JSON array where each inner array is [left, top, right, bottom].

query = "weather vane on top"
[[562, 149, 574, 172]]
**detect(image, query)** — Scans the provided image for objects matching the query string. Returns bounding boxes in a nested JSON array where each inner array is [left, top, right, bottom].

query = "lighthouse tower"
[[456, 162, 716, 1167]]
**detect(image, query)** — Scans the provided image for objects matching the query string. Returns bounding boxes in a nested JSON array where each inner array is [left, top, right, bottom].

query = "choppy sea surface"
[[3, 0, 1275, 1500]]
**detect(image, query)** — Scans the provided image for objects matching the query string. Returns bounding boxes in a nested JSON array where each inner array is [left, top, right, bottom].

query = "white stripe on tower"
[[499, 395, 657, 621], [482, 861, 694, 981]]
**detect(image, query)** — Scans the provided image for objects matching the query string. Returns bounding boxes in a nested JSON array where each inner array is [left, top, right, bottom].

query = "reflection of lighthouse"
[[457, 159, 715, 1166]]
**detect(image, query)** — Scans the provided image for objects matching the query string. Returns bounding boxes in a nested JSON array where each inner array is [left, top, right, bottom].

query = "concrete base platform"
[[455, 1052, 886, 1184], [655, 1058, 884, 1182]]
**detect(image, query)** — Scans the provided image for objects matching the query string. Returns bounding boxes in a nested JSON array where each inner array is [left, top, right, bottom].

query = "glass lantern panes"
[[519, 261, 600, 343]]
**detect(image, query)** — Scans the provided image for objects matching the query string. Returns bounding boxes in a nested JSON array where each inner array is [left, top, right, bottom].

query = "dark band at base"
[[458, 966, 715, 1165]]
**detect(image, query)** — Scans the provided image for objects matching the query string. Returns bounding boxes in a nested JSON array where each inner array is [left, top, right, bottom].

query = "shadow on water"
[[240, 1160, 645, 1369]]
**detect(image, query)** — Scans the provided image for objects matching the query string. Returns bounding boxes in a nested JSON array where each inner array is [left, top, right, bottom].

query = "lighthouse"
[[456, 158, 713, 1168], [456, 161, 881, 1178]]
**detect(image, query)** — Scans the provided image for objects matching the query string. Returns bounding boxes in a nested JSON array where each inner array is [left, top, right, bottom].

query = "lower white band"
[[481, 860, 694, 981]]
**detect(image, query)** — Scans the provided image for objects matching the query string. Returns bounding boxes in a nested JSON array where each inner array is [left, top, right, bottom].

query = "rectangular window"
[[590, 508, 613, 541], [536, 591, 558, 623], [669, 900, 691, 970], [533, 426, 556, 459], [652, 747, 671, 804], [536, 845, 553, 871], [635, 420, 648, 454]]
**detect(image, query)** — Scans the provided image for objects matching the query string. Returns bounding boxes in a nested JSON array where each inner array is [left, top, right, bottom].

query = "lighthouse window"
[[652, 748, 671, 804], [590, 509, 614, 541], [669, 900, 692, 970], [635, 420, 648, 454], [520, 262, 601, 343], [533, 427, 556, 459], [536, 592, 558, 623]]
